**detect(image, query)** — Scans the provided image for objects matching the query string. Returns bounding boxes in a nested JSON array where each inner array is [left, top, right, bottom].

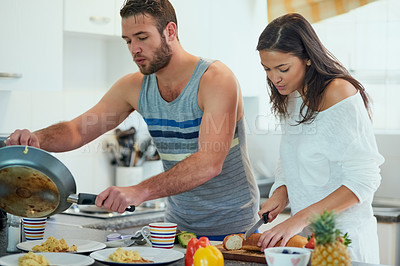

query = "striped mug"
[[141, 222, 177, 249], [22, 217, 47, 241]]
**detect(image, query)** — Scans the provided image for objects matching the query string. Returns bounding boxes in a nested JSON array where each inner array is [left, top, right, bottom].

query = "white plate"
[[90, 247, 184, 265], [17, 239, 106, 253], [0, 252, 94, 266]]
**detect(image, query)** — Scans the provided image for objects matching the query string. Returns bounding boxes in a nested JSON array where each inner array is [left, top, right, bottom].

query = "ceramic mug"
[[22, 217, 47, 241], [141, 222, 177, 249]]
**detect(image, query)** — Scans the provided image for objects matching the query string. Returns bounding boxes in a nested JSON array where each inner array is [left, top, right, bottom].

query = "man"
[[6, 0, 259, 239]]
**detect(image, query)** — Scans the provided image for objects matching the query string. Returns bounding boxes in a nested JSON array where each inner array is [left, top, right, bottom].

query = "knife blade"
[[244, 212, 269, 240]]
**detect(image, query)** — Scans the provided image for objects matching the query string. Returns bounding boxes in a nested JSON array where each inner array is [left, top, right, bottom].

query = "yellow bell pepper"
[[193, 245, 224, 266]]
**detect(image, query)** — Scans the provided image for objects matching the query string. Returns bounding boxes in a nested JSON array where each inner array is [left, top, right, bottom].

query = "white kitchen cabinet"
[[114, 0, 125, 37], [0, 0, 63, 91], [170, 0, 267, 97], [377, 221, 400, 265], [64, 0, 119, 36]]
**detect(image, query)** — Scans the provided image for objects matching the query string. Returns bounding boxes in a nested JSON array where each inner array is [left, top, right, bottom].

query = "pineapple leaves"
[[309, 210, 352, 246]]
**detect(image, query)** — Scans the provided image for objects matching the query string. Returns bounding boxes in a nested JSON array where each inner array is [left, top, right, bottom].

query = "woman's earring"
[[306, 60, 311, 66]]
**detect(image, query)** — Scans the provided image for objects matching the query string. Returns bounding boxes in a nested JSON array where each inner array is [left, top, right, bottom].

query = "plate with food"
[[17, 237, 106, 254], [0, 251, 94, 266], [90, 247, 184, 265]]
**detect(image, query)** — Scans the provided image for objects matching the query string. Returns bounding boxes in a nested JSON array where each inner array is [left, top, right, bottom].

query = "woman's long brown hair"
[[257, 13, 370, 124]]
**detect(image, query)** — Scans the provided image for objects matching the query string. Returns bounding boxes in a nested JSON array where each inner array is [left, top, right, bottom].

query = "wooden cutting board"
[[215, 244, 266, 264]]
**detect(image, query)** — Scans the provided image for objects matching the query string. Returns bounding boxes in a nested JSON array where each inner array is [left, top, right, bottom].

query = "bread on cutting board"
[[223, 233, 308, 252], [222, 234, 245, 250]]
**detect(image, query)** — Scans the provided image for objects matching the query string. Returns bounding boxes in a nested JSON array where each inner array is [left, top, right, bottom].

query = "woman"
[[256, 13, 383, 263]]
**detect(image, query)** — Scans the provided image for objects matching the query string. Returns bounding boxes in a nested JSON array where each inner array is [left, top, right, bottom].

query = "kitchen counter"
[[260, 198, 400, 223], [373, 210, 400, 223], [0, 212, 392, 265], [0, 214, 267, 265]]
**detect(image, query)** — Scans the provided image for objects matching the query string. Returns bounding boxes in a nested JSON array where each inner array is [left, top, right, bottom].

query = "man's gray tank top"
[[138, 58, 259, 235]]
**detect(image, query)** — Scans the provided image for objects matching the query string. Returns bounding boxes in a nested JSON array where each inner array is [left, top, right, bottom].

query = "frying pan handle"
[[77, 193, 135, 212], [0, 137, 6, 148]]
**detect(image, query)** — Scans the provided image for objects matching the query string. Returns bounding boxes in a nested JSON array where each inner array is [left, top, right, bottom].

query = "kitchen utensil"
[[77, 205, 114, 214], [0, 145, 135, 218], [0, 209, 6, 229], [0, 137, 7, 148], [105, 231, 147, 248], [244, 212, 269, 240], [116, 127, 136, 167]]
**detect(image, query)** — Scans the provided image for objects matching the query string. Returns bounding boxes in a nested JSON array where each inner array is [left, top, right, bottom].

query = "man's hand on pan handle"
[[6, 129, 40, 148]]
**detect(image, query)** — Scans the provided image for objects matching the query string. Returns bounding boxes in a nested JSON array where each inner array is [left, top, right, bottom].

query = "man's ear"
[[164, 22, 177, 41]]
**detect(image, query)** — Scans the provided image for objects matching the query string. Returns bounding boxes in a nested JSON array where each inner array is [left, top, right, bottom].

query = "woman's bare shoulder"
[[320, 78, 357, 111]]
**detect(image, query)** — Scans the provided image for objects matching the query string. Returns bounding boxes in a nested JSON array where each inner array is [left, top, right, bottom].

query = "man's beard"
[[137, 35, 172, 75]]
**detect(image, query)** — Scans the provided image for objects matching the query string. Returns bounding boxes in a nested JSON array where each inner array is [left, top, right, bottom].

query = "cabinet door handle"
[[89, 16, 111, 24], [0, 73, 22, 79]]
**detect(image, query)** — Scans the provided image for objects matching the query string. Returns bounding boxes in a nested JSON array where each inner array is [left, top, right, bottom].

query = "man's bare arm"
[[7, 73, 141, 151], [96, 62, 242, 212]]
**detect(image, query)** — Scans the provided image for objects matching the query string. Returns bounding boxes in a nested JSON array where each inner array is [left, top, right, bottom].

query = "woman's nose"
[[268, 72, 282, 84]]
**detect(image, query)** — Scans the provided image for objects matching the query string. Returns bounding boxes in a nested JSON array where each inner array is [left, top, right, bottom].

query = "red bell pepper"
[[185, 237, 211, 266]]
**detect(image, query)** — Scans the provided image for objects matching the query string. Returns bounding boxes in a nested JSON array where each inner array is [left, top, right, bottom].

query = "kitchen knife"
[[244, 212, 269, 240]]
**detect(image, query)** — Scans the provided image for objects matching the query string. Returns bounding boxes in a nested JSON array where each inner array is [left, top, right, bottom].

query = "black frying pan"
[[0, 145, 135, 217]]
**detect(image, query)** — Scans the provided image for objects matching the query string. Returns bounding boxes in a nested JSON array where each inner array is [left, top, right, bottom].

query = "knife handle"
[[262, 212, 269, 223]]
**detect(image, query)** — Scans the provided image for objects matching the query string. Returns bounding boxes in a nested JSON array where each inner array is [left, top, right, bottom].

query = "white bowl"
[[264, 247, 311, 266]]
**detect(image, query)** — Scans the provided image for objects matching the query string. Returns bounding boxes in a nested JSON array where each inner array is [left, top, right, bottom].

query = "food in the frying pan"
[[108, 247, 153, 263], [18, 251, 49, 266], [32, 237, 77, 252]]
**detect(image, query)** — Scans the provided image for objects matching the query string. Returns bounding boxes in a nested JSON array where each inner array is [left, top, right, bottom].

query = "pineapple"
[[310, 210, 352, 266]]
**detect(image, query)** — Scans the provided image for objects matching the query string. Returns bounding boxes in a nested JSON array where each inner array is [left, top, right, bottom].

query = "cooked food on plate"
[[18, 251, 49, 266], [32, 237, 77, 252], [223, 233, 308, 251], [108, 247, 153, 263]]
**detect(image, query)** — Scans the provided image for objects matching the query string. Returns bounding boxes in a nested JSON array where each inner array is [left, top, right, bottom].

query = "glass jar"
[[6, 214, 22, 252]]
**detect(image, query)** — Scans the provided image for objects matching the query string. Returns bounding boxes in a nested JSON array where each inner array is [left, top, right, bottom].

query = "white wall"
[[249, 0, 400, 202], [171, 0, 267, 97], [0, 87, 116, 194], [0, 0, 268, 194], [312, 0, 400, 131]]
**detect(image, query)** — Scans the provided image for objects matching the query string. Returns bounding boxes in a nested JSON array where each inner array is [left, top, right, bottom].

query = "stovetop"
[[62, 202, 166, 219]]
